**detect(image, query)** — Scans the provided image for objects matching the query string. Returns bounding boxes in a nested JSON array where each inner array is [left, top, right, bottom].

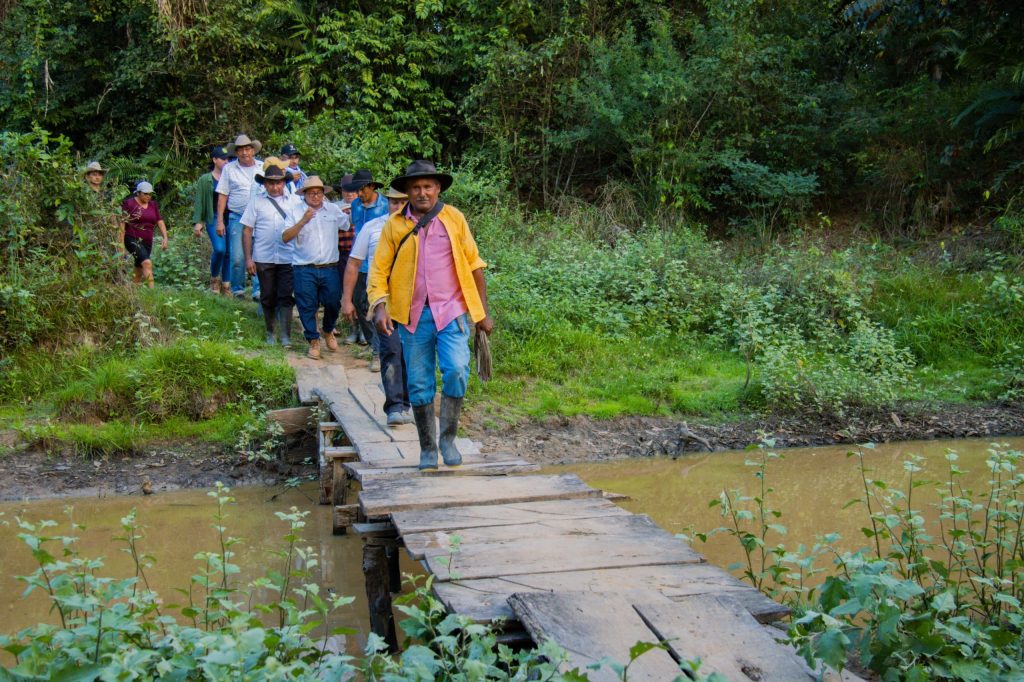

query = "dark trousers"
[[353, 271, 377, 346], [255, 263, 294, 317], [293, 264, 341, 341], [377, 325, 410, 415]]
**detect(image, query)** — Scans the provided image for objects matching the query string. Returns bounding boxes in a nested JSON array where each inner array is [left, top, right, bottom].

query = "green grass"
[[475, 331, 748, 421]]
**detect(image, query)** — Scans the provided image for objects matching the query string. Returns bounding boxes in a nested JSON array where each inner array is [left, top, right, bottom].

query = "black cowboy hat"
[[390, 160, 453, 193], [342, 169, 384, 193], [255, 165, 294, 185], [333, 173, 354, 194]]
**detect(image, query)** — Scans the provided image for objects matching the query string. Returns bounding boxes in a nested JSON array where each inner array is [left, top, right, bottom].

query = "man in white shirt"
[[216, 134, 263, 298], [342, 188, 412, 425], [283, 176, 349, 360], [241, 165, 298, 346]]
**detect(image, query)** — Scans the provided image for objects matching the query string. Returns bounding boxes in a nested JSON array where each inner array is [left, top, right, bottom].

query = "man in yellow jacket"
[[367, 160, 494, 470]]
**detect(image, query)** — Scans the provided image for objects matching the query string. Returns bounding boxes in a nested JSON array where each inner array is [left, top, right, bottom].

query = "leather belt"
[[296, 262, 338, 269]]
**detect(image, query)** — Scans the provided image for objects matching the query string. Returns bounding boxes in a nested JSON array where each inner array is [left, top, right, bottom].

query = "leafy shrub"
[[0, 128, 137, 354], [758, 319, 916, 417]]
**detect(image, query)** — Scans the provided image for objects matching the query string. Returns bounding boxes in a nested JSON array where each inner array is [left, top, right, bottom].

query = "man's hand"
[[193, 222, 204, 236], [216, 221, 226, 237], [342, 299, 357, 322], [161, 236, 169, 251], [476, 315, 494, 335], [302, 207, 316, 224], [373, 304, 394, 336], [246, 259, 256, 275]]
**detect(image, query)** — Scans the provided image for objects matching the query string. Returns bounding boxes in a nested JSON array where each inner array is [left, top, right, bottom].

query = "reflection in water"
[[547, 437, 1024, 582], [0, 484, 373, 654]]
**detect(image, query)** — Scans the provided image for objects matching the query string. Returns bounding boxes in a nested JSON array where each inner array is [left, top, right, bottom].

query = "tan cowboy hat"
[[83, 161, 107, 175], [262, 156, 288, 172], [297, 176, 333, 194], [383, 188, 408, 199], [225, 133, 263, 156]]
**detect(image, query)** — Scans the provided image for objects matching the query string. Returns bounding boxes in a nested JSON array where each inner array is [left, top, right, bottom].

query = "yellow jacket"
[[367, 203, 487, 326]]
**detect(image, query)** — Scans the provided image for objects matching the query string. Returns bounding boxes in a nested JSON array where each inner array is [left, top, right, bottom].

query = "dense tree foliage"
[[1, 0, 1021, 230]]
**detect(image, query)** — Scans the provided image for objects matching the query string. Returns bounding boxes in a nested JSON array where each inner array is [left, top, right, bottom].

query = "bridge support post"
[[363, 538, 399, 652]]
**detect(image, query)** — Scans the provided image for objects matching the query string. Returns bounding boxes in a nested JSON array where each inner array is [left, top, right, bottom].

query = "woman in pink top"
[[121, 181, 168, 287]]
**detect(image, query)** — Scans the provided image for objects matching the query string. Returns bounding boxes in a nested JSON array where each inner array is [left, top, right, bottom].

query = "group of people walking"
[[84, 134, 493, 470]]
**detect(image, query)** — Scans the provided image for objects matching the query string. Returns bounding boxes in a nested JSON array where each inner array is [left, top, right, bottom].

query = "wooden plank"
[[358, 443, 408, 465], [358, 473, 600, 519], [394, 438, 480, 459], [314, 385, 394, 446], [634, 595, 812, 681], [433, 563, 787, 625], [291, 358, 344, 404], [333, 504, 358, 535], [417, 515, 703, 580], [266, 406, 314, 435], [393, 498, 630, 535], [325, 445, 358, 461], [347, 383, 419, 442], [346, 459, 536, 482], [508, 592, 684, 682]]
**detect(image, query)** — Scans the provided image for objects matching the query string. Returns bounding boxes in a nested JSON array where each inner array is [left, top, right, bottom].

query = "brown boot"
[[210, 276, 221, 293], [307, 338, 321, 360], [321, 328, 339, 352], [220, 281, 232, 296]]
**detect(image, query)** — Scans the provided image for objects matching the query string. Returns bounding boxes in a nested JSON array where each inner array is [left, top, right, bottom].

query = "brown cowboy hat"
[[297, 176, 333, 194], [255, 165, 293, 185], [390, 159, 453, 193], [225, 133, 263, 156]]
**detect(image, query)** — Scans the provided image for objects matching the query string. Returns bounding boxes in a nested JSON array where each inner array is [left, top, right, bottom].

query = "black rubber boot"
[[276, 306, 293, 347], [439, 395, 463, 467], [262, 304, 276, 345], [413, 403, 438, 471]]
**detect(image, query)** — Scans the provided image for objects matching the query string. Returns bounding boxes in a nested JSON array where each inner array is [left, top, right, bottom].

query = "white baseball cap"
[[135, 181, 155, 194]]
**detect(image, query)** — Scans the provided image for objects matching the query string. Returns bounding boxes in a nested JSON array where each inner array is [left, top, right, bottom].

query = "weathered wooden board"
[[359, 473, 601, 519], [266, 406, 314, 435], [417, 515, 703, 580], [292, 359, 338, 404], [393, 497, 630, 535], [508, 592, 684, 682], [347, 460, 538, 481], [634, 595, 812, 681], [394, 439, 481, 458], [432, 562, 787, 624], [312, 365, 394, 447], [347, 382, 419, 443]]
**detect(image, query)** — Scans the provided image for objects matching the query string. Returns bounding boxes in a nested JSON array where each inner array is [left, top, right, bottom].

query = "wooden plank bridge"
[[289, 352, 855, 681]]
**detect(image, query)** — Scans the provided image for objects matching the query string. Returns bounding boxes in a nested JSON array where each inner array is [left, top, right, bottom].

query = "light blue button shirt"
[[240, 193, 298, 264], [288, 200, 349, 266]]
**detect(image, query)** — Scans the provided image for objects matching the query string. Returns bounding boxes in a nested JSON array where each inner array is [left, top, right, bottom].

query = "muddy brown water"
[[2, 436, 1021, 649]]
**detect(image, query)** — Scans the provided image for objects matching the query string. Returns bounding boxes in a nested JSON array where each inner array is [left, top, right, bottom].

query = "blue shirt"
[[350, 191, 389, 273]]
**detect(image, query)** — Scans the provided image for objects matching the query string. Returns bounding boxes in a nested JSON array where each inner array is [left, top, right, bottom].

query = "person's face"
[[137, 191, 152, 203], [286, 154, 300, 169], [388, 198, 405, 214], [264, 178, 284, 197], [212, 157, 228, 171], [303, 188, 325, 208], [357, 184, 377, 204], [406, 179, 441, 214], [342, 190, 358, 203], [86, 171, 104, 187], [235, 145, 255, 166]]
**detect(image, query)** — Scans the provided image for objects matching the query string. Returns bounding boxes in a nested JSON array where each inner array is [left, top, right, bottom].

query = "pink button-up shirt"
[[406, 209, 468, 334]]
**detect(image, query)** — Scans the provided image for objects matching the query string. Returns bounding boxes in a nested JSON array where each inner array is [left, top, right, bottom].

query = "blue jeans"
[[205, 221, 230, 281], [227, 212, 246, 295], [293, 265, 341, 341], [398, 307, 471, 407]]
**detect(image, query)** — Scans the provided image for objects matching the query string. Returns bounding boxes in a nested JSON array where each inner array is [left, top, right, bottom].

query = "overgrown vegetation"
[[0, 485, 719, 681], [700, 442, 1024, 680]]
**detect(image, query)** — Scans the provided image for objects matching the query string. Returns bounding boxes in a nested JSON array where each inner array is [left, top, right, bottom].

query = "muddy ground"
[[2, 400, 1021, 502]]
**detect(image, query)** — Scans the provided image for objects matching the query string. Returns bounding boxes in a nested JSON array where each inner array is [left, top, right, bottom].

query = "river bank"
[[2, 395, 1021, 501]]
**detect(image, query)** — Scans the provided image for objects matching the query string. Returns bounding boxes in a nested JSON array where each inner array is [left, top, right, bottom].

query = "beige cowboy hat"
[[297, 176, 333, 194], [383, 187, 408, 200], [225, 133, 263, 156], [262, 156, 288, 172], [82, 160, 107, 175]]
